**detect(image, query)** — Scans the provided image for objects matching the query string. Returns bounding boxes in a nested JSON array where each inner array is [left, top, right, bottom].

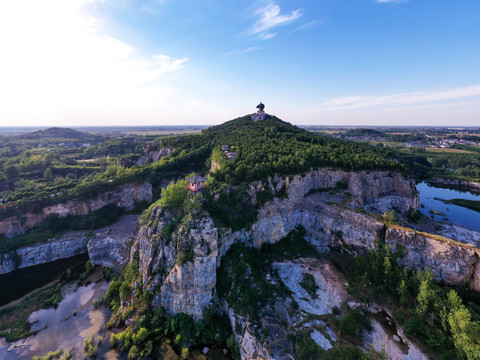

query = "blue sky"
[[0, 0, 479, 126]]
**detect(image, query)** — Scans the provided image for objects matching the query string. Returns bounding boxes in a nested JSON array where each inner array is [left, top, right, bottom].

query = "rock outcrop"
[[429, 177, 480, 193], [87, 215, 139, 268], [0, 215, 141, 275], [281, 169, 419, 214], [225, 304, 274, 360], [135, 147, 175, 166], [132, 208, 218, 319], [0, 232, 88, 275], [0, 182, 152, 238], [386, 226, 480, 289]]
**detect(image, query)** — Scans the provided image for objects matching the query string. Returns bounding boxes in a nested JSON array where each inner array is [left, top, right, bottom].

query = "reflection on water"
[[417, 182, 480, 232], [0, 254, 88, 306], [0, 281, 113, 360]]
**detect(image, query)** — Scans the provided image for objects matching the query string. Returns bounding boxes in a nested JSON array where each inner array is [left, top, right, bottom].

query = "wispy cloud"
[[225, 46, 262, 56], [250, 2, 303, 40], [292, 20, 323, 32], [316, 85, 480, 111]]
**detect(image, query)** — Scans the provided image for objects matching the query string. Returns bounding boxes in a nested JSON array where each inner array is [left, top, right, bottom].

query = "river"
[[417, 182, 480, 232]]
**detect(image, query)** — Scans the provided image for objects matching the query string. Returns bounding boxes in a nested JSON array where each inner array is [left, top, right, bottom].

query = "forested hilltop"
[[169, 115, 404, 184]]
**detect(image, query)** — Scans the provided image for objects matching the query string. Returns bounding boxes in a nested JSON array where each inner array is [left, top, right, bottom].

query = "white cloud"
[[316, 85, 480, 111], [225, 46, 262, 56], [0, 0, 188, 125], [250, 2, 303, 39]]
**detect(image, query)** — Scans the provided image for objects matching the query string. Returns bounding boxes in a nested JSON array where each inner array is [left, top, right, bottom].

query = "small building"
[[251, 102, 266, 121], [186, 175, 207, 192]]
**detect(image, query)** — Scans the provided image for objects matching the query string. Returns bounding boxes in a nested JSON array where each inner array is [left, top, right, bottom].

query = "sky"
[[0, 0, 479, 127]]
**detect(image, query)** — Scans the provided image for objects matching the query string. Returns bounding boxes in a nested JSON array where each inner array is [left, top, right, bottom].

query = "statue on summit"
[[251, 102, 266, 121]]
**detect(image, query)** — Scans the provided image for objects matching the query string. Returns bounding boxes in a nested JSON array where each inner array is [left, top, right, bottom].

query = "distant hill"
[[19, 127, 98, 140], [343, 128, 385, 137]]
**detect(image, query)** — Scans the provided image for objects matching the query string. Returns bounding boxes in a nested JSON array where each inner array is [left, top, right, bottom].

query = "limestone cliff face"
[[131, 169, 418, 321], [282, 169, 419, 214], [0, 232, 88, 275], [429, 177, 480, 193], [132, 207, 218, 319], [136, 147, 175, 166], [0, 215, 140, 275], [385, 226, 480, 289], [0, 182, 152, 238], [218, 197, 385, 257]]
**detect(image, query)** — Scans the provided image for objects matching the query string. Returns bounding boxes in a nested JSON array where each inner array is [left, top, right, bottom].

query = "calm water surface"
[[417, 182, 480, 232]]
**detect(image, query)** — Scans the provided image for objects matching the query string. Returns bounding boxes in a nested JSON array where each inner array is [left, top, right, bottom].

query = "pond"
[[417, 182, 480, 232], [0, 281, 117, 360]]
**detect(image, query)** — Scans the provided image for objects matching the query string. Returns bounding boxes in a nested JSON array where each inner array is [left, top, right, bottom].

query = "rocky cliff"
[[386, 226, 480, 289], [131, 208, 218, 319], [429, 177, 480, 193], [0, 215, 140, 275], [0, 182, 152, 238], [129, 169, 419, 319], [274, 168, 419, 214], [0, 232, 88, 275], [135, 147, 175, 166], [124, 168, 480, 359]]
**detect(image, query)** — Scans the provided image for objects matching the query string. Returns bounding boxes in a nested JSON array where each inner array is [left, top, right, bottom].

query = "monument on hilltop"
[[251, 102, 266, 121]]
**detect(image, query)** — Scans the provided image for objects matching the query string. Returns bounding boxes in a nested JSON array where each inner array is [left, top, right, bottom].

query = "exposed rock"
[[87, 215, 139, 268], [274, 259, 348, 316], [363, 319, 428, 360], [440, 223, 480, 247], [136, 147, 175, 165], [133, 208, 219, 319], [283, 169, 419, 214], [0, 232, 88, 275], [385, 226, 480, 290], [429, 177, 480, 193], [219, 195, 385, 255], [0, 182, 152, 238], [0, 215, 141, 275], [310, 330, 333, 351], [224, 304, 273, 360]]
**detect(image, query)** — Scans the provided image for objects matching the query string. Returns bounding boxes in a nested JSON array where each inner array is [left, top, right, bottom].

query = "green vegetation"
[[300, 273, 319, 298], [217, 226, 318, 322], [440, 198, 480, 213], [293, 333, 379, 360], [329, 239, 480, 359], [201, 116, 403, 185], [0, 281, 62, 341], [32, 346, 72, 360], [84, 335, 98, 358], [335, 307, 372, 341]]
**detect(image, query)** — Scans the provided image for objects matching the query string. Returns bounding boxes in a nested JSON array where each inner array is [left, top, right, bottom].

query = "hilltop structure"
[[186, 175, 207, 192], [251, 102, 266, 121]]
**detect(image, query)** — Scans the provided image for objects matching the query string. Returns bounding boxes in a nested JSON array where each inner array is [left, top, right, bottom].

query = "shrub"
[[300, 273, 318, 298]]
